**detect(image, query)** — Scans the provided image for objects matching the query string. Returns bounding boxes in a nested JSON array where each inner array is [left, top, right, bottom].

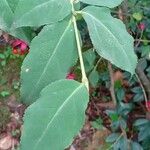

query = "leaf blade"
[[21, 80, 89, 150], [79, 0, 123, 8], [82, 6, 137, 74], [0, 0, 14, 31], [0, 0, 32, 42], [13, 0, 72, 27], [21, 19, 78, 104]]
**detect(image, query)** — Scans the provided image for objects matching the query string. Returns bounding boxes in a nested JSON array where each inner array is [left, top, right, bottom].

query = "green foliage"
[[79, 0, 123, 8], [21, 80, 89, 150], [83, 49, 96, 72], [6, 0, 19, 12], [13, 0, 72, 28], [0, 90, 10, 97], [0, 0, 14, 31], [91, 118, 103, 130], [133, 12, 143, 21], [82, 6, 137, 74], [0, 0, 32, 42], [134, 119, 150, 142], [116, 88, 125, 102], [0, 0, 139, 149], [106, 133, 120, 143], [131, 142, 143, 150], [89, 69, 99, 87], [131, 87, 144, 102], [21, 19, 78, 104]]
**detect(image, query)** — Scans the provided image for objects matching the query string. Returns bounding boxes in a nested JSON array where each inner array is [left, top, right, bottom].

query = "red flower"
[[11, 39, 29, 55], [138, 23, 145, 31], [66, 73, 76, 80]]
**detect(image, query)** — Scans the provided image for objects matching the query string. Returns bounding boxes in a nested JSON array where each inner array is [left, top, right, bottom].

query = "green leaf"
[[0, 91, 10, 97], [131, 141, 143, 150], [117, 136, 128, 150], [91, 118, 103, 130], [10, 27, 33, 43], [111, 121, 120, 131], [0, 0, 14, 31], [79, 0, 123, 8], [131, 87, 142, 93], [20, 80, 89, 150], [141, 46, 150, 58], [113, 136, 128, 150], [6, 0, 19, 12], [132, 12, 143, 21], [106, 133, 120, 143], [133, 93, 144, 102], [106, 110, 119, 122], [82, 6, 137, 75], [118, 103, 133, 116], [116, 88, 125, 102], [21, 19, 78, 104], [0, 54, 5, 59], [1, 60, 6, 66], [13, 0, 72, 28], [89, 70, 99, 86], [0, 0, 32, 42], [83, 49, 96, 72], [134, 119, 149, 126], [138, 125, 150, 141], [119, 119, 127, 129]]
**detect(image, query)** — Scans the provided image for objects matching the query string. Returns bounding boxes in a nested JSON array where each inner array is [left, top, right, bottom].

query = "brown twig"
[[108, 62, 117, 106]]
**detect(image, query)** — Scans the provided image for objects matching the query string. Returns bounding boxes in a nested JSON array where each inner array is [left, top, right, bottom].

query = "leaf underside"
[[0, 0, 32, 42], [82, 6, 137, 74], [21, 19, 78, 104], [21, 80, 89, 150], [13, 0, 72, 27], [79, 0, 123, 8]]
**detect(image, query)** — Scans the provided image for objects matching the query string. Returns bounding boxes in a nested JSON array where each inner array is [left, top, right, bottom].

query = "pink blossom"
[[11, 39, 29, 55], [66, 73, 76, 80], [138, 23, 145, 31], [12, 39, 28, 51]]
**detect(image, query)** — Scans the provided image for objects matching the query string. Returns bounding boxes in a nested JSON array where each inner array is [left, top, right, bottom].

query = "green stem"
[[71, 1, 89, 90]]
